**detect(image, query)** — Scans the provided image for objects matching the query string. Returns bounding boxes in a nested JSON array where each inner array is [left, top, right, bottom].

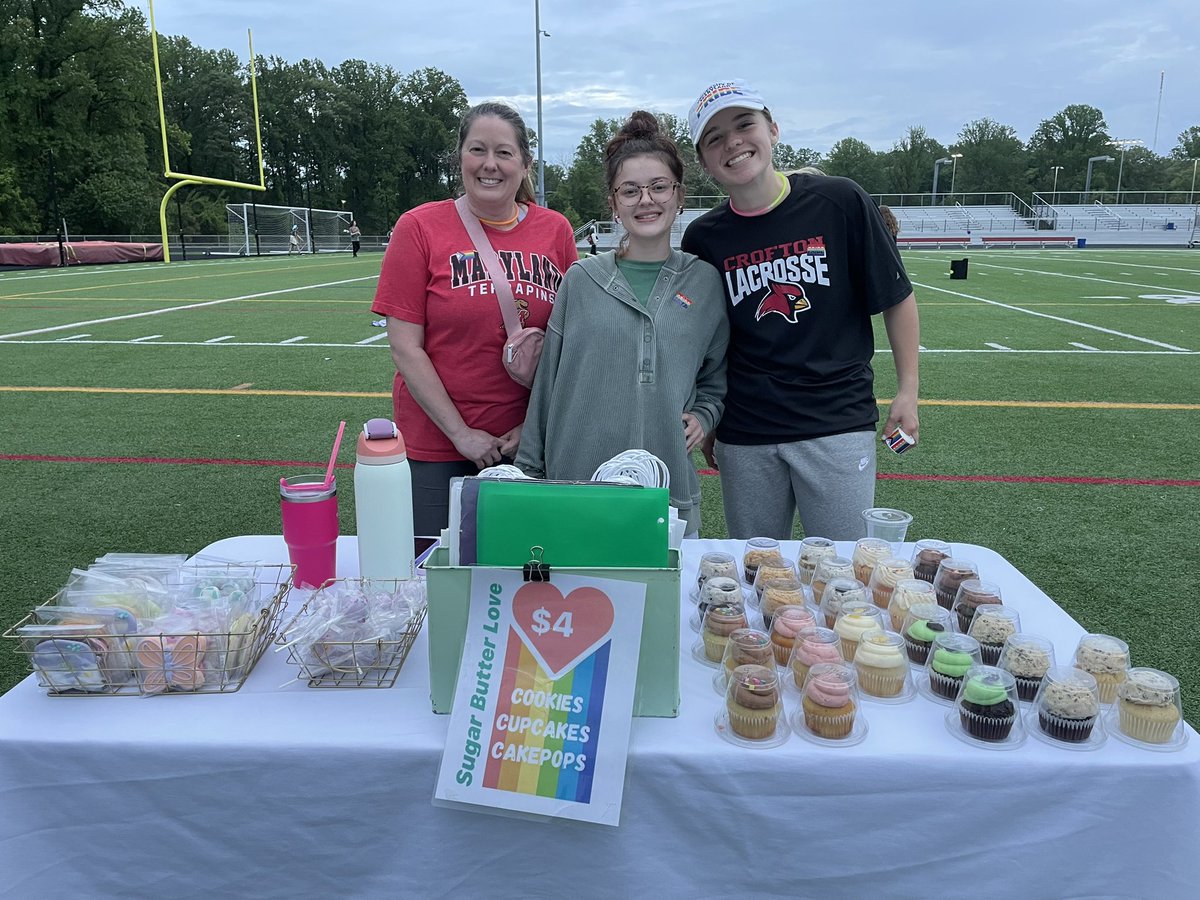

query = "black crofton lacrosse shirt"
[[682, 173, 912, 445]]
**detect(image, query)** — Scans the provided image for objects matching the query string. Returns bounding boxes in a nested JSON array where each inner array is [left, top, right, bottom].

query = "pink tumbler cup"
[[280, 474, 338, 588]]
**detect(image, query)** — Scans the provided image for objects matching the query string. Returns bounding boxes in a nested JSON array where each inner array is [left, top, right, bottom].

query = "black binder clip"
[[523, 546, 550, 583]]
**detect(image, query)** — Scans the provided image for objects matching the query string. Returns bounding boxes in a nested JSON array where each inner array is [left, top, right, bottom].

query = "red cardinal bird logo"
[[754, 279, 811, 323]]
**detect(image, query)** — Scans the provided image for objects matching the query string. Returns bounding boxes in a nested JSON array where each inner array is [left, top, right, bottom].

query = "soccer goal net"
[[226, 203, 354, 255]]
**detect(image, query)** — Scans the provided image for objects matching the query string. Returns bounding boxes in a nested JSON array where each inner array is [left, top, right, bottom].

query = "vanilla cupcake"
[[1072, 634, 1129, 704], [854, 630, 909, 698], [726, 664, 782, 739], [801, 662, 858, 739], [833, 603, 884, 661], [888, 578, 937, 631], [701, 602, 747, 663], [867, 556, 914, 610], [852, 538, 892, 585], [796, 536, 836, 587], [769, 605, 817, 666], [1116, 668, 1182, 744], [789, 627, 843, 688]]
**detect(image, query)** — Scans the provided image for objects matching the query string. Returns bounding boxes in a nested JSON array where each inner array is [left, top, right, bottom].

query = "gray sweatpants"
[[715, 431, 877, 541]]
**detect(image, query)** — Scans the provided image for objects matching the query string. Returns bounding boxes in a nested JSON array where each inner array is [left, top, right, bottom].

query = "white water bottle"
[[354, 418, 416, 580]]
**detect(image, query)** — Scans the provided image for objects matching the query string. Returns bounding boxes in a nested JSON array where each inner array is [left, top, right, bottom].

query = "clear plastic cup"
[[753, 557, 797, 603], [833, 602, 884, 661], [742, 537, 782, 586], [1110, 667, 1186, 750], [923, 632, 984, 704], [1071, 634, 1130, 705], [719, 663, 787, 746], [852, 537, 893, 585], [861, 507, 913, 552], [759, 575, 807, 629], [1031, 666, 1104, 748], [714, 628, 774, 694], [967, 605, 1022, 665], [810, 555, 854, 610], [769, 604, 817, 667], [997, 634, 1056, 702], [795, 661, 866, 745], [911, 539, 952, 583], [952, 578, 1003, 633], [853, 629, 914, 702], [948, 664, 1025, 749], [887, 578, 937, 632], [696, 575, 743, 622], [900, 602, 953, 667], [795, 536, 836, 587], [818, 576, 868, 629], [695, 551, 738, 599], [932, 557, 980, 610], [787, 626, 843, 690], [867, 556, 914, 610], [695, 599, 748, 666]]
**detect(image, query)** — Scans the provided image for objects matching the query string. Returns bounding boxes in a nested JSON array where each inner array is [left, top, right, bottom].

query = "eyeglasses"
[[611, 180, 681, 206]]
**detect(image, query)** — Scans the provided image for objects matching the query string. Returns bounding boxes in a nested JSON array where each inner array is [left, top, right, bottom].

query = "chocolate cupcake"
[[902, 603, 951, 665], [967, 605, 1021, 665], [911, 539, 952, 583], [932, 558, 979, 610], [998, 634, 1055, 702], [926, 633, 983, 701], [952, 578, 1002, 632], [958, 668, 1017, 742], [1037, 667, 1100, 743]]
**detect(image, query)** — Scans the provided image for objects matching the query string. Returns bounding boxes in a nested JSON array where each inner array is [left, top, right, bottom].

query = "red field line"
[[4, 454, 1197, 487]]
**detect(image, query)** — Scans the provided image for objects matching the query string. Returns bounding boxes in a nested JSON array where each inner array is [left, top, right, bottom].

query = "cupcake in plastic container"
[[759, 575, 807, 629], [968, 605, 1021, 665], [901, 603, 952, 666], [742, 537, 782, 586], [788, 626, 843, 690], [952, 579, 1002, 633], [853, 629, 913, 701], [888, 578, 937, 632], [697, 601, 747, 665], [1072, 634, 1129, 705], [818, 576, 868, 629], [911, 539, 952, 583], [852, 537, 893, 586], [867, 556, 914, 610], [797, 662, 863, 743], [932, 558, 980, 610], [1112, 668, 1184, 748], [997, 634, 1056, 702], [720, 664, 786, 744], [694, 551, 738, 600], [1034, 667, 1102, 746], [795, 536, 836, 587], [810, 555, 855, 610], [753, 557, 796, 602], [950, 665, 1024, 748], [769, 604, 817, 667], [923, 632, 984, 703], [833, 602, 884, 661], [694, 575, 743, 631], [722, 628, 774, 675]]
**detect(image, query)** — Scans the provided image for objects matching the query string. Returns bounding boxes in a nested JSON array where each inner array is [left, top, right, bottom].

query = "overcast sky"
[[151, 0, 1200, 168]]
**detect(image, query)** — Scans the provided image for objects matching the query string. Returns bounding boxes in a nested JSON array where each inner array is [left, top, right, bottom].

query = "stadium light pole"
[[1111, 139, 1143, 203], [534, 1, 550, 207], [932, 157, 952, 205], [1189, 158, 1198, 203], [1084, 155, 1114, 203], [1050, 166, 1064, 204], [949, 152, 963, 198]]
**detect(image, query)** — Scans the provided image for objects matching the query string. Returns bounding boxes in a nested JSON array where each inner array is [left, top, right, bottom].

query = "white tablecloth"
[[1, 536, 1197, 899]]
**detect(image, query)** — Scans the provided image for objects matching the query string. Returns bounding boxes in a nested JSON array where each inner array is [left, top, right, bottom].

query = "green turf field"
[[2, 249, 1198, 723]]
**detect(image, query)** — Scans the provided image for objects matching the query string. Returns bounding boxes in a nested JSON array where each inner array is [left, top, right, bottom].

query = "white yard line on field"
[[279, 336, 309, 344], [1069, 342, 1100, 351], [984, 342, 1011, 350], [910, 280, 1191, 351], [966, 263, 1188, 294], [0, 275, 378, 340], [356, 333, 390, 345], [203, 335, 235, 343]]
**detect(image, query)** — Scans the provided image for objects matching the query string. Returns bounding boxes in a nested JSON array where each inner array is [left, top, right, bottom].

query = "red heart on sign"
[[512, 583, 615, 679]]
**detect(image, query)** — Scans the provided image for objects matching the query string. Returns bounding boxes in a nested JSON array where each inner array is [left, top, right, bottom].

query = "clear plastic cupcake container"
[[1071, 634, 1130, 706], [691, 575, 744, 632], [867, 556, 914, 610], [910, 539, 952, 583], [1029, 666, 1106, 751], [753, 558, 798, 606], [793, 661, 867, 746], [997, 634, 1056, 702], [952, 578, 1003, 633], [920, 632, 984, 705], [932, 558, 980, 610], [853, 629, 914, 703], [818, 576, 868, 629], [742, 537, 782, 586], [852, 537, 893, 585], [759, 575, 808, 629], [716, 663, 789, 748], [768, 604, 817, 667], [967, 605, 1021, 665], [787, 626, 843, 692], [887, 578, 937, 631], [945, 664, 1026, 750], [810, 555, 855, 610], [832, 602, 884, 661], [692, 599, 748, 667], [1107, 667, 1187, 751], [713, 627, 774, 694], [900, 603, 953, 667], [795, 536, 837, 587], [692, 551, 738, 602]]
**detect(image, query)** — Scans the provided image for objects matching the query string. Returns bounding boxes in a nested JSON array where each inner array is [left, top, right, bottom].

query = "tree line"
[[3, 1, 1198, 236]]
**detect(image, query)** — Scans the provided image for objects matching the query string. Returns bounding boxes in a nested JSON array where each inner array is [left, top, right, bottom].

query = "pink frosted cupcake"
[[789, 626, 843, 688], [770, 605, 817, 666]]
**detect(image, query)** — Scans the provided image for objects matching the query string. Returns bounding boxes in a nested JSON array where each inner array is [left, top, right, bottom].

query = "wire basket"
[[277, 578, 427, 688], [3, 563, 293, 697]]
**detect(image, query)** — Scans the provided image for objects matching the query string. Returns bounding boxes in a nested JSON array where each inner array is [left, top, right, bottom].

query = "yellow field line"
[[1, 386, 1196, 409]]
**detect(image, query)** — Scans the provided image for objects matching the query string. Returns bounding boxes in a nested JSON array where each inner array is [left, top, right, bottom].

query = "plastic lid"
[[356, 430, 407, 463]]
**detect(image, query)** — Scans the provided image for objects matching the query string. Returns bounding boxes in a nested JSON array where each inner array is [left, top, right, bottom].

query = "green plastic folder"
[[474, 480, 670, 568]]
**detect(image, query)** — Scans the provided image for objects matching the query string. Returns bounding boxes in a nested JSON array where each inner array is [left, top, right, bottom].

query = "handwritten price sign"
[[513, 583, 615, 680]]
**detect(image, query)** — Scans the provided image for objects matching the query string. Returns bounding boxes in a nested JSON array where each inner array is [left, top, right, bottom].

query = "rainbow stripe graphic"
[[483, 627, 608, 803]]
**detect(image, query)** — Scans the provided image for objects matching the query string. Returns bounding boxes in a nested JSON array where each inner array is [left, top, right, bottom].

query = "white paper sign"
[[434, 568, 646, 826]]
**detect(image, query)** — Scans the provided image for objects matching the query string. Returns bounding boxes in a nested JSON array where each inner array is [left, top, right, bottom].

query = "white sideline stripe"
[[130, 334, 163, 342], [0, 275, 378, 340], [204, 335, 235, 343], [279, 336, 308, 344], [984, 342, 1011, 350], [973, 263, 1184, 294], [356, 333, 390, 345], [0, 254, 338, 284], [1082, 296, 1127, 299], [1070, 342, 1100, 351], [911, 280, 1191, 351], [54, 334, 90, 341]]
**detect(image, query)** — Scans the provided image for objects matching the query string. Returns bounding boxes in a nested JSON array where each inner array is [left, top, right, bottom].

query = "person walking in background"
[[517, 111, 728, 538], [288, 225, 301, 254], [681, 79, 921, 541], [348, 220, 362, 257], [586, 226, 598, 256], [371, 102, 578, 535]]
